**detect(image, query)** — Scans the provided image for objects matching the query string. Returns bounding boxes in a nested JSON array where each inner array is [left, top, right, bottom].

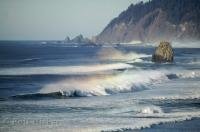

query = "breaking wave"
[[139, 106, 163, 114], [174, 69, 200, 78], [0, 49, 151, 76], [20, 58, 41, 63], [38, 70, 169, 97], [9, 68, 200, 99], [102, 116, 200, 132], [0, 63, 132, 76], [10, 91, 90, 100]]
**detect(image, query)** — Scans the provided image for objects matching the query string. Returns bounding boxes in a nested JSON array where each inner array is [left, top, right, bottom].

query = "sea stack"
[[152, 41, 174, 63]]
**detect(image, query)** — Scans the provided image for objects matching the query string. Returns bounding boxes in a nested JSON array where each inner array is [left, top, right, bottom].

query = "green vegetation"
[[107, 0, 200, 28]]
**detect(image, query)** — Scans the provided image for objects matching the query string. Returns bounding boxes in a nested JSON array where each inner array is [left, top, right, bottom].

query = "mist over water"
[[97, 47, 150, 61], [147, 40, 200, 48]]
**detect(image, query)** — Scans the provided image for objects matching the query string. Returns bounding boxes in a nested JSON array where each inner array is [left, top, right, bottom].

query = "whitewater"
[[0, 42, 200, 132]]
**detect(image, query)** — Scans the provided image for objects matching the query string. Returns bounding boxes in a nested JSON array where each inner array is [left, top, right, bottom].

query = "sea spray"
[[39, 69, 169, 97], [97, 47, 150, 61]]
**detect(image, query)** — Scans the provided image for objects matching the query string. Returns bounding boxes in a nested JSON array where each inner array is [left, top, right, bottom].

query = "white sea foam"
[[21, 58, 40, 62], [37, 68, 200, 97], [5, 66, 199, 98], [39, 70, 169, 96], [127, 58, 152, 64], [140, 106, 163, 114], [175, 69, 200, 78], [0, 49, 151, 76], [0, 63, 132, 76], [104, 114, 200, 132]]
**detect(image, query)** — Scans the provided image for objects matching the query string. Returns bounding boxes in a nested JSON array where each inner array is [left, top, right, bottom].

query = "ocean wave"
[[0, 63, 132, 76], [152, 95, 200, 100], [157, 69, 200, 79], [20, 58, 41, 63], [128, 59, 154, 64], [102, 116, 199, 132], [8, 69, 169, 99], [102, 109, 200, 132], [175, 70, 200, 78], [7, 69, 200, 99], [38, 70, 169, 97], [9, 69, 200, 99], [10, 90, 92, 100], [41, 70, 200, 95], [139, 106, 163, 114]]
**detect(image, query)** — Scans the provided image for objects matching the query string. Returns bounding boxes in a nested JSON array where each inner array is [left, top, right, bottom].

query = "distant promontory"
[[64, 34, 94, 44], [94, 0, 200, 44]]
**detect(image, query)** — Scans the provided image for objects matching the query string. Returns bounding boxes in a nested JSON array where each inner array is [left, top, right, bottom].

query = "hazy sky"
[[0, 0, 146, 40]]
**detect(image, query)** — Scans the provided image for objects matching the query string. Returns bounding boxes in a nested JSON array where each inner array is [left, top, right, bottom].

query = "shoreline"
[[131, 118, 200, 132]]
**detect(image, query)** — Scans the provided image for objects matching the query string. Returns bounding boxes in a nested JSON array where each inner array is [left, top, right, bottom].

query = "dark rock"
[[152, 41, 174, 63], [71, 34, 84, 43], [64, 36, 70, 43], [64, 34, 94, 44]]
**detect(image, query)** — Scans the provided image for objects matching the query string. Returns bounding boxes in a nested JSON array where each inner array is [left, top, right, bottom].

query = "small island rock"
[[64, 34, 94, 44], [64, 36, 70, 43], [152, 41, 174, 63]]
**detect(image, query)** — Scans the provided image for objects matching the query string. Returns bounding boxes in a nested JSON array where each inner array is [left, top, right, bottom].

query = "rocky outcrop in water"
[[64, 36, 70, 42], [152, 41, 174, 63], [64, 34, 94, 44]]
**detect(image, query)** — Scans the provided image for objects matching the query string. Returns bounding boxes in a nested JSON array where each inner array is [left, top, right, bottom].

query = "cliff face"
[[95, 0, 200, 44]]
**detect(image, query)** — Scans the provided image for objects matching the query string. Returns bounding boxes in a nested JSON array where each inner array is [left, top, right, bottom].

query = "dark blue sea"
[[0, 41, 200, 132]]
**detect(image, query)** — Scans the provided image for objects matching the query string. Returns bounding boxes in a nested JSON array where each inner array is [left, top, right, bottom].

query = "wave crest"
[[8, 69, 200, 99], [38, 70, 169, 97], [0, 63, 132, 76], [140, 106, 163, 114]]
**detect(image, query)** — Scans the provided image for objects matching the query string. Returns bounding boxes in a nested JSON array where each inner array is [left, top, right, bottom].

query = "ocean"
[[0, 41, 200, 132]]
